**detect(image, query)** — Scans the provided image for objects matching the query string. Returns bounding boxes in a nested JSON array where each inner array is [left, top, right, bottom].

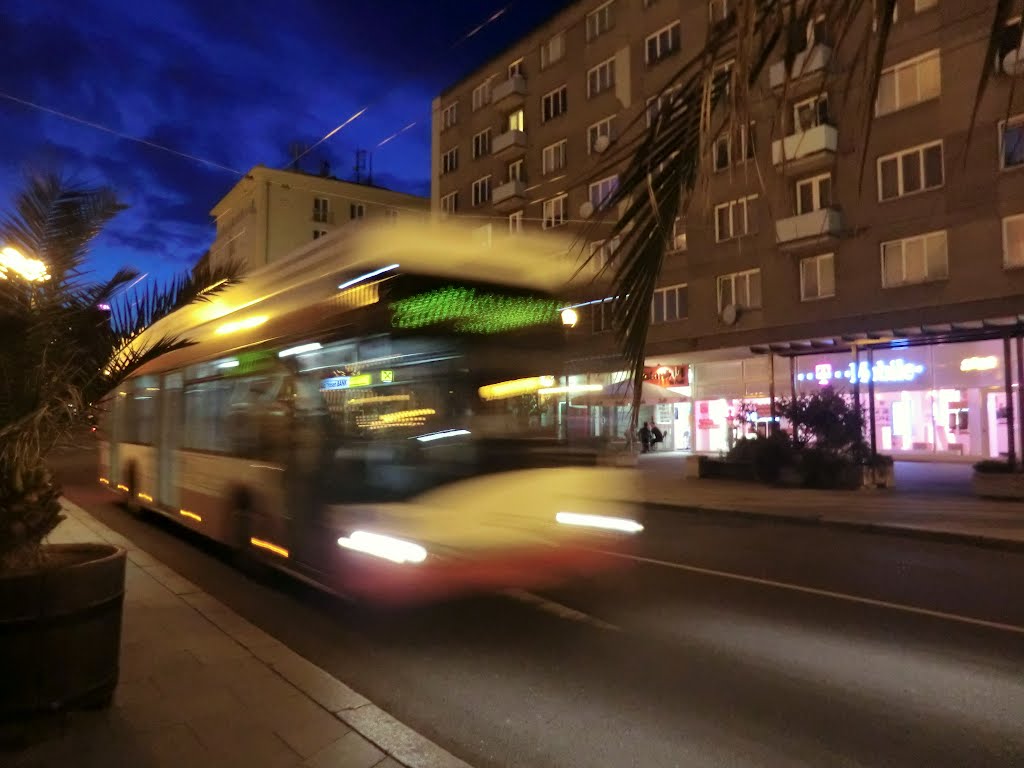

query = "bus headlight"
[[337, 531, 428, 564]]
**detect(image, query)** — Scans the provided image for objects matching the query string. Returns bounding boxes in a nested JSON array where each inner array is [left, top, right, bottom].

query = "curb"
[[58, 498, 472, 768], [644, 501, 1024, 553]]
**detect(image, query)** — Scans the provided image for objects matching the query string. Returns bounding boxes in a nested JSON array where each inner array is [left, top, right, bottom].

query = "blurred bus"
[[98, 220, 641, 604]]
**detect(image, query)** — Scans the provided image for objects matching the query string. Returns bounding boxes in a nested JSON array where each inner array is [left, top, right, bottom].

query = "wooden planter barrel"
[[0, 543, 126, 717]]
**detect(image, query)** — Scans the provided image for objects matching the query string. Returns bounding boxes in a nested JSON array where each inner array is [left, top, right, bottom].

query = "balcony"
[[775, 207, 843, 246], [771, 124, 837, 173], [492, 179, 527, 211], [491, 75, 527, 107], [769, 45, 832, 89], [492, 129, 527, 157]]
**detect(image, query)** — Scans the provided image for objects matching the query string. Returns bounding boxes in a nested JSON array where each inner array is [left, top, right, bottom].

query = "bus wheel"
[[123, 464, 142, 517]]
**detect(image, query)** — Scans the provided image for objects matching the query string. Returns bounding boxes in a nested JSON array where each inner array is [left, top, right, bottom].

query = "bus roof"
[[115, 218, 603, 378]]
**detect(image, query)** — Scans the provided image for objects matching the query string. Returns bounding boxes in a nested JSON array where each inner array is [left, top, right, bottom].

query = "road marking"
[[503, 588, 620, 631], [599, 550, 1024, 636]]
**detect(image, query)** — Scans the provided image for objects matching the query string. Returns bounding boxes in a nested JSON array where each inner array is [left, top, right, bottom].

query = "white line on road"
[[503, 588, 621, 631], [598, 550, 1024, 636]]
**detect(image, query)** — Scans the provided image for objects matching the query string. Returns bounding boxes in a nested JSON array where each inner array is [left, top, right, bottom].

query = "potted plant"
[[971, 459, 1024, 500], [0, 172, 237, 716]]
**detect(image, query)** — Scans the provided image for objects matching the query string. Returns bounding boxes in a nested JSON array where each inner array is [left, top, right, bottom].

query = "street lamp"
[[0, 246, 50, 282]]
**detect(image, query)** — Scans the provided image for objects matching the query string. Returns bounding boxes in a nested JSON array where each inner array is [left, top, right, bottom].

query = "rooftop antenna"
[[353, 149, 367, 184], [288, 142, 309, 171]]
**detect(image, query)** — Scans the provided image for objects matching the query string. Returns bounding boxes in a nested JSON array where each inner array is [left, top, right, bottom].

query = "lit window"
[[881, 231, 948, 287], [646, 22, 681, 65], [877, 141, 944, 200], [507, 108, 525, 133], [800, 253, 835, 300], [876, 50, 940, 116]]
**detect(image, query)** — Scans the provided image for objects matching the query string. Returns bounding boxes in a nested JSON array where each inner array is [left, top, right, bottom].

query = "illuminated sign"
[[390, 286, 561, 334], [797, 359, 925, 385], [960, 356, 998, 372], [380, 370, 394, 383], [321, 374, 372, 390]]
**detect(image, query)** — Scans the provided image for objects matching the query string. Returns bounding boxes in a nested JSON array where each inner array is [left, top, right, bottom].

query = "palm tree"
[[0, 172, 239, 569], [589, 0, 1017, 429]]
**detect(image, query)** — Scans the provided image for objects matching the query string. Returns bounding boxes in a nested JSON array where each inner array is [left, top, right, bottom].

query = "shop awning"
[[749, 316, 1024, 358], [570, 380, 688, 407]]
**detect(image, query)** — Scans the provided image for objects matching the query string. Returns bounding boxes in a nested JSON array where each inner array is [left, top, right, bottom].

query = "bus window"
[[122, 376, 160, 445], [224, 374, 290, 461], [183, 379, 233, 453]]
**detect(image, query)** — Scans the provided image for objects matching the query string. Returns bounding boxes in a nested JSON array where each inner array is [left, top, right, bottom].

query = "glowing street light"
[[0, 246, 50, 282]]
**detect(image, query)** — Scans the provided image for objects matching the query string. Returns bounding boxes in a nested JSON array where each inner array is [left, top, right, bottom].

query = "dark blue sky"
[[0, 0, 569, 284]]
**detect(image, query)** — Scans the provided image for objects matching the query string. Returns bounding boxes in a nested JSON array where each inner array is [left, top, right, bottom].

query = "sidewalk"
[[638, 455, 1024, 548], [6, 500, 471, 768]]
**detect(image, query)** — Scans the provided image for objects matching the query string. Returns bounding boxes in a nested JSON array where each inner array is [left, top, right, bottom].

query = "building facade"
[[432, 0, 1024, 460], [209, 165, 428, 274]]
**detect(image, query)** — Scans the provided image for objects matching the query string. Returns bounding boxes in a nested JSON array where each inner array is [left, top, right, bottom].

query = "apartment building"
[[433, 0, 1024, 460], [209, 165, 428, 274]]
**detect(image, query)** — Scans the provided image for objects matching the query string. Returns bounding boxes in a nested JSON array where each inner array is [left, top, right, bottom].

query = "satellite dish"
[[593, 135, 611, 153], [721, 304, 739, 326], [579, 201, 595, 217]]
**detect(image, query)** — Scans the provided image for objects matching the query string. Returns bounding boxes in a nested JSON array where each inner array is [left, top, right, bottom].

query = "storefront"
[[691, 356, 789, 454]]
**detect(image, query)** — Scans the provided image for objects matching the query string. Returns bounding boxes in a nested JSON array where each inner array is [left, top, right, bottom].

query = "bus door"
[[158, 372, 184, 509]]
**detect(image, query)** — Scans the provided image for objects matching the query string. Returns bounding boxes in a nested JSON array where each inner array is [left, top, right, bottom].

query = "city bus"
[[98, 219, 642, 604]]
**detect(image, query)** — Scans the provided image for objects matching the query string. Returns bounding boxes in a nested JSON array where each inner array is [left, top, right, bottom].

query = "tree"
[[0, 172, 239, 569], [589, 0, 1016, 430]]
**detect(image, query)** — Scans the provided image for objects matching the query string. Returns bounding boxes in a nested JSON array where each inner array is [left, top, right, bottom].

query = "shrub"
[[727, 433, 794, 483]]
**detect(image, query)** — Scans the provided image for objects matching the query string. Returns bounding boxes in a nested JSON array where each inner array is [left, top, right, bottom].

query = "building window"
[[507, 158, 525, 182], [915, 0, 937, 12], [542, 86, 568, 122], [472, 129, 491, 159], [313, 197, 330, 223], [542, 139, 567, 174], [313, 229, 327, 240], [872, 0, 899, 31], [350, 204, 365, 220], [794, 94, 830, 131], [646, 86, 682, 128], [709, 0, 734, 24], [652, 284, 688, 323], [588, 116, 615, 153], [713, 60, 735, 100], [471, 80, 491, 111], [1003, 214, 1024, 268], [471, 176, 492, 207], [999, 116, 1024, 169], [442, 148, 458, 175], [669, 217, 687, 251], [441, 192, 458, 215], [474, 224, 493, 249], [876, 50, 941, 116], [586, 1, 615, 40], [717, 269, 762, 311], [384, 208, 399, 223], [541, 32, 565, 68], [588, 175, 619, 210], [646, 22, 681, 65], [543, 194, 568, 229], [507, 108, 525, 133], [509, 210, 524, 233], [508, 58, 524, 78], [588, 58, 616, 98], [441, 102, 457, 130], [712, 123, 756, 171], [592, 299, 616, 333], [803, 14, 828, 48], [714, 195, 759, 241], [877, 141, 944, 201], [796, 173, 833, 214], [800, 253, 835, 300], [590, 237, 620, 273], [881, 231, 949, 287]]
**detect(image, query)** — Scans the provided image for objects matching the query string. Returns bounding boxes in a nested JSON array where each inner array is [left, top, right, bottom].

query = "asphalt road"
[[55, 447, 1024, 768]]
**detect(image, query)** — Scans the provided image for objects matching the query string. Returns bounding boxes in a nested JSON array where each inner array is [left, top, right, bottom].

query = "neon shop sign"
[[797, 359, 925, 386]]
